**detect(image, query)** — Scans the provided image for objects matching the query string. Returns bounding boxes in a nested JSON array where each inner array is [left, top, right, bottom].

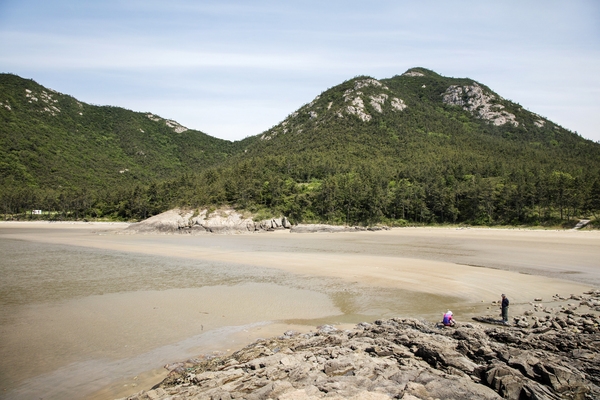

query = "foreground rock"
[[120, 291, 600, 400], [124, 208, 291, 234]]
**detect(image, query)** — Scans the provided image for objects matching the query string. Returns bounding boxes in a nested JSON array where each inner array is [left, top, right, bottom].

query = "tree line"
[[3, 154, 599, 227]]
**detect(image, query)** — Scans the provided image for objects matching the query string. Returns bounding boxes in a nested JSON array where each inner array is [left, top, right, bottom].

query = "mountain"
[[243, 67, 596, 167], [1, 69, 599, 225], [0, 73, 238, 190], [182, 68, 600, 226]]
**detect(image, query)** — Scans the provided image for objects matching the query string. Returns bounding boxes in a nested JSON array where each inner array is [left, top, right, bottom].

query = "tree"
[[549, 171, 575, 220]]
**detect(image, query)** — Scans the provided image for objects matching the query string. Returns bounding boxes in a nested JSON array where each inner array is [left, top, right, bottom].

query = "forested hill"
[[2, 68, 600, 225], [0, 73, 239, 190], [243, 67, 598, 168], [180, 68, 600, 226]]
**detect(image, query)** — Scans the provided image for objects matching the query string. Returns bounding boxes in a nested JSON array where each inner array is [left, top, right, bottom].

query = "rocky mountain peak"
[[260, 76, 409, 140], [400, 67, 439, 78]]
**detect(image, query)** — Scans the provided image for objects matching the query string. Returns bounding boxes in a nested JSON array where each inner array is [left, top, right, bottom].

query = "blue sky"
[[1, 0, 599, 142]]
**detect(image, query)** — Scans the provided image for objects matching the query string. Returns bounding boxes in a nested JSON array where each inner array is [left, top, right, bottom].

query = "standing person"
[[501, 294, 509, 324]]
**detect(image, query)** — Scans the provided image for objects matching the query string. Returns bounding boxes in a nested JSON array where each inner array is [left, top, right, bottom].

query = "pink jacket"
[[443, 313, 453, 325]]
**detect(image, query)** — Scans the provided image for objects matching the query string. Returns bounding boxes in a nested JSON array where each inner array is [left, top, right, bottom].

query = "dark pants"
[[502, 307, 508, 322]]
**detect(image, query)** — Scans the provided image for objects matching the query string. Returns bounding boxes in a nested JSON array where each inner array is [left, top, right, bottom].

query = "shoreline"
[[3, 221, 599, 287], [119, 288, 600, 400], [1, 219, 597, 230], [1, 223, 598, 399]]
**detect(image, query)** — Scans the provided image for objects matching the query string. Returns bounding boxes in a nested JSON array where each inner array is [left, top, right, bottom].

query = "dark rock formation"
[[120, 296, 600, 400]]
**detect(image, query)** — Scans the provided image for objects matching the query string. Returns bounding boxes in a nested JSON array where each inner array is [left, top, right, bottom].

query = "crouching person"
[[443, 310, 456, 327]]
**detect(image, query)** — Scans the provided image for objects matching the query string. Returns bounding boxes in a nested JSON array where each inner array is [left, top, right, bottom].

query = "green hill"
[[0, 73, 243, 218], [0, 73, 237, 188], [2, 69, 599, 225], [178, 68, 600, 226], [243, 68, 597, 168]]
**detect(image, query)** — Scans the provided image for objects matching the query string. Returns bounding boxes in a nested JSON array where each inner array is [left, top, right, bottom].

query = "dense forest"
[[1, 69, 599, 227]]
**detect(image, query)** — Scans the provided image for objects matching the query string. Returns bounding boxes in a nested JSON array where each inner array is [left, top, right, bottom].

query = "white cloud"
[[0, 32, 320, 70]]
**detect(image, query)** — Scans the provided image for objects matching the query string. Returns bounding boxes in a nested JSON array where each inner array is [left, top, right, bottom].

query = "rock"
[[290, 224, 359, 233], [538, 363, 589, 395], [516, 320, 529, 328], [282, 217, 291, 228], [323, 357, 355, 376], [120, 306, 600, 400], [442, 84, 518, 127], [123, 208, 293, 235], [317, 324, 338, 334], [145, 388, 168, 400]]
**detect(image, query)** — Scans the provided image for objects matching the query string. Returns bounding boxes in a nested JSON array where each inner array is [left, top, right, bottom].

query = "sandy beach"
[[0, 222, 598, 399]]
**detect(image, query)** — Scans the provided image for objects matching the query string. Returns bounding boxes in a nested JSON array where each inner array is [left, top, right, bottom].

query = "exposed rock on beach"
[[124, 208, 291, 234], [120, 290, 600, 400], [123, 208, 390, 235], [289, 225, 390, 233]]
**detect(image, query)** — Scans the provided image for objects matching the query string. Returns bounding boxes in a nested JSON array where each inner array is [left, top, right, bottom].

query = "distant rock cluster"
[[260, 77, 408, 140], [25, 88, 61, 116], [124, 208, 393, 235], [402, 71, 425, 77], [339, 78, 407, 122], [0, 99, 11, 111], [290, 224, 390, 233], [124, 208, 291, 234], [120, 291, 600, 400], [442, 83, 519, 127], [146, 113, 189, 133]]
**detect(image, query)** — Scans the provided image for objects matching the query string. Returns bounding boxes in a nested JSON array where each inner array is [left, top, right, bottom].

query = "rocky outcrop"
[[124, 208, 291, 234], [402, 71, 425, 77], [341, 78, 407, 122], [124, 209, 392, 235], [25, 87, 61, 116], [146, 113, 188, 133], [120, 290, 600, 400], [442, 83, 519, 127], [574, 220, 591, 230]]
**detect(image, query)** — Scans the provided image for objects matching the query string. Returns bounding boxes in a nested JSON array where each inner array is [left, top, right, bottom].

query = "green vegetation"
[[1, 69, 600, 226], [0, 73, 244, 219]]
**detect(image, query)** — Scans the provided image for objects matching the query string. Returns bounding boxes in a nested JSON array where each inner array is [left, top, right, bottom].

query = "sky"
[[0, 0, 599, 142]]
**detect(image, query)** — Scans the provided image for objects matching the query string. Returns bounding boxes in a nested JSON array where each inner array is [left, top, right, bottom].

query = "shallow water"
[[0, 234, 462, 400], [2, 224, 597, 399]]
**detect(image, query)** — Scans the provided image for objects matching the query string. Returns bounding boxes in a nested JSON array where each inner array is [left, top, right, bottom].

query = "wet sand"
[[0, 222, 598, 399]]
